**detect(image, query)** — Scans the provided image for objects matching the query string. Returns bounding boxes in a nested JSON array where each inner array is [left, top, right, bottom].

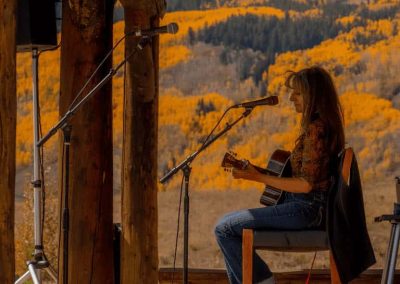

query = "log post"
[[0, 0, 17, 282], [58, 0, 115, 282], [119, 0, 165, 283], [0, 0, 17, 283]]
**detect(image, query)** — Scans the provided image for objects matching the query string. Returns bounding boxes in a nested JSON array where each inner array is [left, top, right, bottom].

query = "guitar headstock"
[[221, 151, 249, 171]]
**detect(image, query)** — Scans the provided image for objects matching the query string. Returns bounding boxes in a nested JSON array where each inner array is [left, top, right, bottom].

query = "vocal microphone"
[[232, 96, 279, 108], [132, 23, 179, 37]]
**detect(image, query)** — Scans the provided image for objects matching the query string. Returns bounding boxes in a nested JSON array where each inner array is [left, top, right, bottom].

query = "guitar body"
[[259, 149, 292, 206], [221, 149, 292, 206]]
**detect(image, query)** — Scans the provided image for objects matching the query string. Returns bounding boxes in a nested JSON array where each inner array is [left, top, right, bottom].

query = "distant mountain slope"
[[193, 1, 400, 82]]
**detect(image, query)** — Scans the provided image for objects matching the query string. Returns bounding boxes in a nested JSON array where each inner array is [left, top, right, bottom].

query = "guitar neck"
[[253, 165, 270, 175]]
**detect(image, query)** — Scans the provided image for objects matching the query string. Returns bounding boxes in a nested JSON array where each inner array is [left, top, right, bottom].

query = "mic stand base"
[[15, 252, 58, 284]]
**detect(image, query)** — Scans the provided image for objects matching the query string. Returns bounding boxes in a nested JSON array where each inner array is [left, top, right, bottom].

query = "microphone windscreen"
[[167, 23, 179, 34]]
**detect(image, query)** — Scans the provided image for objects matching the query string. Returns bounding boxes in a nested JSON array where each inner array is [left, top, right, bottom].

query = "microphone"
[[133, 23, 179, 37], [232, 96, 279, 108]]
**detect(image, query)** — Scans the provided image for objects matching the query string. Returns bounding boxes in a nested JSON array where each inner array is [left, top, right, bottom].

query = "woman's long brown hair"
[[285, 66, 345, 155]]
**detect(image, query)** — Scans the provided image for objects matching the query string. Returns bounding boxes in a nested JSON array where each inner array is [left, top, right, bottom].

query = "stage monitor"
[[17, 0, 57, 52]]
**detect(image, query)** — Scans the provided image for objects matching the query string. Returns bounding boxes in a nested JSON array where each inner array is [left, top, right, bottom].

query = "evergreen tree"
[[188, 27, 196, 45], [196, 13, 350, 83]]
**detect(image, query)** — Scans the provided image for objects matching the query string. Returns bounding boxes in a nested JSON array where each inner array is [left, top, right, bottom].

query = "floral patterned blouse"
[[290, 118, 331, 191]]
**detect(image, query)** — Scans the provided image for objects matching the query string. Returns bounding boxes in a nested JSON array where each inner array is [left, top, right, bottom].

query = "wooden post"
[[242, 229, 254, 284], [119, 0, 165, 283], [58, 0, 114, 282], [0, 0, 16, 282], [330, 252, 341, 284]]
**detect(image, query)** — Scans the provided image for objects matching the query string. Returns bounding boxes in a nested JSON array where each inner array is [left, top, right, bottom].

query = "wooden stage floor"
[[159, 268, 399, 283]]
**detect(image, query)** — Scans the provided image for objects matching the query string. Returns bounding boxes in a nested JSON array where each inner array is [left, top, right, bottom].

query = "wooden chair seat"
[[242, 228, 340, 283], [251, 229, 328, 252]]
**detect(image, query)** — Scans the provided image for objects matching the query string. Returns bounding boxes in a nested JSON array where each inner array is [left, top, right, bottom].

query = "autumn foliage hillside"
[[15, 2, 400, 193]]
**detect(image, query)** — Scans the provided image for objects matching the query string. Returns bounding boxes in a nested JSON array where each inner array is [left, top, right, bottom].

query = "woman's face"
[[289, 87, 304, 113]]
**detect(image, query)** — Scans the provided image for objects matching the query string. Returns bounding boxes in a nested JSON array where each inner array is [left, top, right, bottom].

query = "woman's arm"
[[232, 164, 312, 193]]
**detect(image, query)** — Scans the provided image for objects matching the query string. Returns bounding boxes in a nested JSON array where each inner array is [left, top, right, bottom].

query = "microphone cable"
[[67, 30, 135, 111], [196, 105, 234, 153], [66, 22, 177, 113], [67, 37, 122, 110], [38, 41, 62, 57]]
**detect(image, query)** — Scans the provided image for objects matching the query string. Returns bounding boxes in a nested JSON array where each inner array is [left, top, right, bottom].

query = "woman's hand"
[[232, 163, 261, 182]]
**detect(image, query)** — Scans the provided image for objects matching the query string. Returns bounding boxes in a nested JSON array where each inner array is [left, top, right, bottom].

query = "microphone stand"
[[37, 36, 152, 284], [15, 48, 58, 284], [160, 107, 254, 284]]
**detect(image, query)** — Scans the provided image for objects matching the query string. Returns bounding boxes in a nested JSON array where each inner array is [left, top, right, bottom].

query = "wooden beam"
[[58, 0, 114, 282], [119, 4, 160, 282], [0, 0, 16, 282], [120, 0, 166, 17]]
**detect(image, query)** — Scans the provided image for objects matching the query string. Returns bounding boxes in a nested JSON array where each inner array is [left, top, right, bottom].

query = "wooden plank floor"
[[159, 268, 399, 283]]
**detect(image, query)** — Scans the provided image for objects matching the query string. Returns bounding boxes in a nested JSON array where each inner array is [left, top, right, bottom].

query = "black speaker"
[[17, 0, 57, 52]]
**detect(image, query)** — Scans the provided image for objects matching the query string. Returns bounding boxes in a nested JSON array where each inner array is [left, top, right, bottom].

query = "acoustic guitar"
[[221, 149, 292, 206]]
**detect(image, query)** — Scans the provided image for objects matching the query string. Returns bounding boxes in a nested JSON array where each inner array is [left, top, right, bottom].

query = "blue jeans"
[[214, 191, 326, 284]]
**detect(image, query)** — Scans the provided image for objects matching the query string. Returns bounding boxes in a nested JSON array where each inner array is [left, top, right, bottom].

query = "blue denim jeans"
[[214, 190, 326, 284]]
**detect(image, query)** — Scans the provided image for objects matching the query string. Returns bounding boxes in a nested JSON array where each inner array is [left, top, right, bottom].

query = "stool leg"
[[329, 251, 341, 284], [243, 229, 254, 284]]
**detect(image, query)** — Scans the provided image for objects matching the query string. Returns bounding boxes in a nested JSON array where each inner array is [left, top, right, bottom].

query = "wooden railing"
[[159, 268, 398, 283]]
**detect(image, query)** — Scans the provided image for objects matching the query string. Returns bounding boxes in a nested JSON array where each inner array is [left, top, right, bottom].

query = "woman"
[[214, 66, 345, 284]]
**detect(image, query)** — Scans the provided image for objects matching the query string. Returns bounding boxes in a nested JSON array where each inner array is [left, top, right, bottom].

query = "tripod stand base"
[[15, 257, 58, 284], [377, 201, 400, 284], [381, 223, 400, 284]]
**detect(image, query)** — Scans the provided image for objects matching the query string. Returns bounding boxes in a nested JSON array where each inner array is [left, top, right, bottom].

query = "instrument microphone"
[[232, 96, 279, 108], [132, 23, 179, 37]]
